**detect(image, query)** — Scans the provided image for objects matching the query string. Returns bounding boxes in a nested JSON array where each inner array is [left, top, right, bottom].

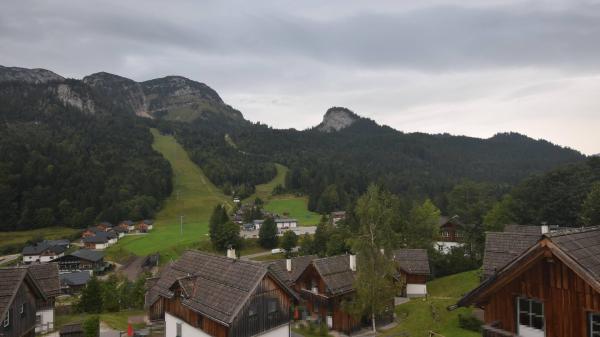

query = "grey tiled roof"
[[146, 250, 291, 325], [70, 249, 104, 262], [313, 255, 356, 296], [60, 271, 91, 286], [28, 263, 60, 298], [546, 226, 600, 281], [504, 224, 545, 235], [482, 232, 540, 278], [0, 268, 45, 320], [22, 241, 67, 255], [267, 255, 317, 286], [393, 249, 430, 275]]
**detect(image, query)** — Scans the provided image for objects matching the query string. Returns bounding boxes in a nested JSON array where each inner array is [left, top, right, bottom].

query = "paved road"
[[0, 254, 20, 266]]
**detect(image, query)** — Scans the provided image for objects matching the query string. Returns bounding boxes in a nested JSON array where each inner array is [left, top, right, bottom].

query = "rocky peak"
[[0, 65, 64, 84], [83, 72, 150, 118], [317, 107, 360, 132]]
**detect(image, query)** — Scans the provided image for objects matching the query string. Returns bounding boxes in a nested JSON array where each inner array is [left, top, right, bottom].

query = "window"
[[2, 309, 9, 328], [518, 297, 544, 330], [590, 313, 600, 337], [175, 322, 182, 337]]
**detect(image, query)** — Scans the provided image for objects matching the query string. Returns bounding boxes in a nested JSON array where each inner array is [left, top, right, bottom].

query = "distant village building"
[[329, 211, 346, 226], [434, 215, 464, 254], [138, 219, 154, 233], [59, 271, 91, 294], [392, 249, 430, 297], [55, 249, 106, 274], [458, 226, 600, 337], [252, 218, 298, 232], [22, 241, 68, 264], [119, 220, 135, 232], [146, 250, 297, 337]]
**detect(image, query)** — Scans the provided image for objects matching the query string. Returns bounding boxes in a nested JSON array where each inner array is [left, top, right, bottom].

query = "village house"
[[392, 249, 430, 297], [294, 254, 394, 334], [0, 267, 47, 337], [27, 264, 60, 334], [329, 211, 346, 226], [145, 249, 297, 337], [119, 220, 135, 233], [435, 215, 464, 254], [138, 220, 154, 233], [59, 271, 91, 294], [21, 241, 68, 264], [54, 249, 106, 274], [458, 226, 600, 337], [82, 232, 111, 249], [252, 218, 298, 232], [266, 255, 317, 290], [96, 222, 113, 232]]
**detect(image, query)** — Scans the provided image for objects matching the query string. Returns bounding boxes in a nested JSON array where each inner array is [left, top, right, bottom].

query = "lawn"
[[0, 227, 80, 254], [381, 270, 481, 337], [243, 163, 288, 203], [106, 129, 232, 262], [55, 310, 147, 331], [263, 196, 321, 226]]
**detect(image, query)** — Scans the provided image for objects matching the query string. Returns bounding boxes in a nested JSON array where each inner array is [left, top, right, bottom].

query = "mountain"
[[0, 65, 64, 83], [0, 65, 588, 229], [316, 107, 360, 132]]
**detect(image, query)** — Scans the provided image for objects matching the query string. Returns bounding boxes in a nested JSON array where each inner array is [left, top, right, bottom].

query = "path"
[[0, 254, 20, 266], [119, 256, 146, 281]]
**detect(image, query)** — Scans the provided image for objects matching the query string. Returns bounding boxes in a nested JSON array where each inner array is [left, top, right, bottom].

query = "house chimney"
[[227, 247, 236, 259], [541, 225, 549, 234], [286, 258, 292, 272], [349, 254, 356, 272], [380, 248, 385, 255]]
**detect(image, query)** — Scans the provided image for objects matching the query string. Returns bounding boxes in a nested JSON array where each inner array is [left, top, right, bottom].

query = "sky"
[[1, 0, 599, 154]]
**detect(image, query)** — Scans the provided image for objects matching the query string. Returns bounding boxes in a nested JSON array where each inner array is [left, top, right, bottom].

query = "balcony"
[[482, 324, 518, 337]]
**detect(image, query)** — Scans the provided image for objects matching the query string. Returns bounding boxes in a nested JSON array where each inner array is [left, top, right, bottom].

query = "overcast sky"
[[1, 0, 599, 154]]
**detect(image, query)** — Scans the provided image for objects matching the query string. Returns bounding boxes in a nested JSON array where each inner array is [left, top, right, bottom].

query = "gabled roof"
[[83, 235, 108, 244], [393, 249, 430, 275], [312, 255, 356, 296], [459, 226, 600, 308], [267, 255, 317, 286], [28, 263, 60, 298], [0, 268, 46, 320], [22, 241, 67, 255], [60, 271, 91, 286], [70, 249, 104, 262], [120, 220, 134, 226], [146, 250, 296, 326], [439, 215, 461, 227], [481, 231, 540, 279]]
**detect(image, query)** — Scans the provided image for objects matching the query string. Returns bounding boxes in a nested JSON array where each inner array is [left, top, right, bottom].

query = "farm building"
[[27, 264, 60, 333], [458, 226, 600, 337], [434, 215, 464, 254], [146, 249, 297, 337]]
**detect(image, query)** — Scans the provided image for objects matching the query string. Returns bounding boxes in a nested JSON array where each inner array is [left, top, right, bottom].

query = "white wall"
[[434, 241, 464, 254], [165, 313, 211, 337], [23, 255, 39, 263], [35, 308, 54, 333], [518, 325, 545, 337], [406, 284, 427, 297]]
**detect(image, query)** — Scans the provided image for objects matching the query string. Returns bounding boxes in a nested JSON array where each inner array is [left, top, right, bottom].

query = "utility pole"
[[180, 215, 184, 235]]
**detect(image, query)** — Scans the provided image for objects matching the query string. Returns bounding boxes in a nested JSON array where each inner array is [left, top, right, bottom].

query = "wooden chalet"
[[119, 220, 135, 233], [59, 272, 91, 294], [435, 215, 464, 253], [329, 212, 346, 226], [27, 264, 60, 333], [0, 268, 47, 337], [54, 249, 106, 274], [21, 241, 66, 264], [266, 255, 317, 289], [392, 249, 430, 297], [294, 254, 393, 334], [145, 250, 297, 337], [138, 220, 154, 233], [458, 226, 600, 337]]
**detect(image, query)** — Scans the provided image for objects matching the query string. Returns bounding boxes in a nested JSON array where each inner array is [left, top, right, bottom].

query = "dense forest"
[[169, 109, 585, 215], [0, 80, 172, 230]]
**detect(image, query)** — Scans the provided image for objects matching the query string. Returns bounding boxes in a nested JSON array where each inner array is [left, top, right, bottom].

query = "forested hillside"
[[0, 79, 172, 231], [170, 108, 585, 214]]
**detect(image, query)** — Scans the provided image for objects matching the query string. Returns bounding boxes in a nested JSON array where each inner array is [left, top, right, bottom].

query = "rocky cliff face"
[[316, 107, 359, 132], [0, 65, 64, 83], [1, 65, 245, 122]]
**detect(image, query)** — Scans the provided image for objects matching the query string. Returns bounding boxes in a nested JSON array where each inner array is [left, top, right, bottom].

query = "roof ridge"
[[545, 225, 600, 238]]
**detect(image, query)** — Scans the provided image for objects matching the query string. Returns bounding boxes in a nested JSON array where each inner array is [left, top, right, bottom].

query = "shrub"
[[319, 322, 328, 336], [458, 313, 482, 332], [83, 316, 99, 337]]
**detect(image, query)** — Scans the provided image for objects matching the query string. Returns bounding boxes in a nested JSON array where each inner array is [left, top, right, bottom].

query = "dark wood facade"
[[482, 251, 600, 336], [294, 264, 360, 334], [151, 275, 291, 337], [55, 255, 104, 272], [0, 281, 41, 337], [439, 220, 462, 242]]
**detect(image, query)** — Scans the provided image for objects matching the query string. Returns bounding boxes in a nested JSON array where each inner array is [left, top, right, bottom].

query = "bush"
[[83, 316, 99, 337], [458, 313, 482, 332]]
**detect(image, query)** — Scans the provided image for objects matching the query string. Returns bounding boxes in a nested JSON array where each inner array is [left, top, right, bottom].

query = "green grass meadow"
[[0, 227, 80, 254], [107, 129, 232, 262], [382, 270, 481, 337]]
